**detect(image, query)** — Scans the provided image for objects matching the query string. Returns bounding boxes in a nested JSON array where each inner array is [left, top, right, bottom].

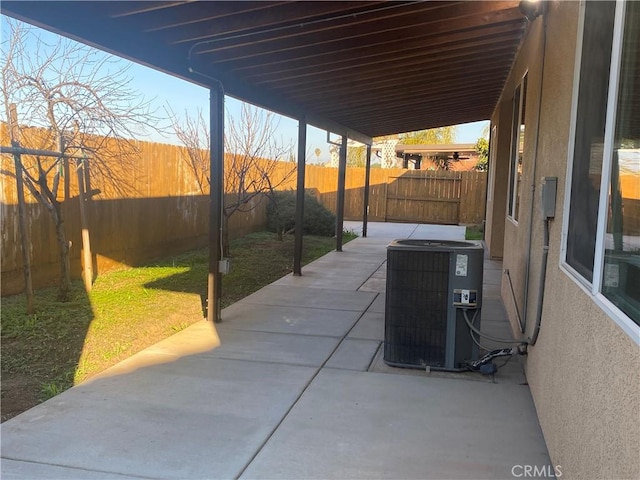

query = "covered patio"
[[0, 3, 551, 477], [2, 0, 529, 323], [1, 222, 550, 479]]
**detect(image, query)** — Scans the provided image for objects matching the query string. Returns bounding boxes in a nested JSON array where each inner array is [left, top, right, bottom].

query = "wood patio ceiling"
[[2, 1, 527, 142]]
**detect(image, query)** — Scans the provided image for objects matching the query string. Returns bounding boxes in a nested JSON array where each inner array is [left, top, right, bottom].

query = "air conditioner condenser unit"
[[384, 239, 484, 371]]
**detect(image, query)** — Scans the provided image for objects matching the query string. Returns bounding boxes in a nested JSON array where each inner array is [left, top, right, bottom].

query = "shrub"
[[267, 190, 336, 237]]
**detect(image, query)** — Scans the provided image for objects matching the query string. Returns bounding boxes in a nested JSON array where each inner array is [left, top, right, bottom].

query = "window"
[[487, 125, 497, 199], [508, 74, 528, 221], [565, 2, 616, 282], [564, 0, 640, 327], [601, 1, 640, 323]]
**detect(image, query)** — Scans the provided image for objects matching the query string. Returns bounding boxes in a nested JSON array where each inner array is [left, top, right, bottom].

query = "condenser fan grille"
[[385, 250, 449, 367]]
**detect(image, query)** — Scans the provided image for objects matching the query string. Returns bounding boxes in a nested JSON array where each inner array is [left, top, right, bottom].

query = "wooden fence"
[[310, 167, 486, 225], [1, 128, 487, 295]]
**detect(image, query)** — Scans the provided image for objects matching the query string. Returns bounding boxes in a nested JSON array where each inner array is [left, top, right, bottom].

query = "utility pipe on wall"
[[530, 218, 550, 345], [521, 8, 548, 333]]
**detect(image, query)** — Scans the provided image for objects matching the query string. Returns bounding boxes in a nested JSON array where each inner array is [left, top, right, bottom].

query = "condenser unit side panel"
[[453, 309, 478, 368], [384, 250, 449, 368], [446, 249, 485, 369]]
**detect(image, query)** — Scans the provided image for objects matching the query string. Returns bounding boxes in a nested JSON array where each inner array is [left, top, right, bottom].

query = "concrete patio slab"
[[366, 294, 386, 313], [220, 302, 362, 337], [1, 222, 549, 480], [203, 328, 341, 367], [482, 298, 510, 319], [358, 268, 387, 293], [483, 267, 503, 286], [344, 220, 419, 239], [240, 368, 550, 480], [0, 459, 142, 480], [1, 356, 316, 480], [348, 312, 384, 341], [483, 284, 503, 299], [238, 284, 377, 311], [324, 338, 381, 371], [272, 260, 381, 291]]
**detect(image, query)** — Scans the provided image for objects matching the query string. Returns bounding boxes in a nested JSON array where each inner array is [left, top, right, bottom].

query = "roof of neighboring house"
[[395, 143, 477, 155]]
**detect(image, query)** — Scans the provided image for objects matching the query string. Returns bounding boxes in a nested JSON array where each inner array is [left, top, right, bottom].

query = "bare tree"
[[427, 154, 454, 171], [1, 19, 163, 300], [166, 107, 209, 194], [169, 102, 297, 255]]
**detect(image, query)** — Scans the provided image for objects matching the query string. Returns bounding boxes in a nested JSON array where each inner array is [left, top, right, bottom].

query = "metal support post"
[[293, 117, 307, 275], [363, 144, 372, 237], [208, 84, 224, 323], [336, 135, 347, 252]]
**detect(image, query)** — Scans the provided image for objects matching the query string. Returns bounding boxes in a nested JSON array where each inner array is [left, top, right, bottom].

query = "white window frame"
[[507, 71, 528, 224], [561, 0, 640, 343], [487, 125, 497, 200]]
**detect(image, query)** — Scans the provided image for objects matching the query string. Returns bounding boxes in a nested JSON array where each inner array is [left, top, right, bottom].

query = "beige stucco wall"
[[494, 13, 546, 333], [484, 103, 510, 259], [491, 2, 640, 479]]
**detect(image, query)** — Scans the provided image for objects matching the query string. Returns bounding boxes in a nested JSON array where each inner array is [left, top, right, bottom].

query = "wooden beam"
[[230, 23, 516, 73], [169, 2, 384, 44], [218, 8, 522, 67], [248, 33, 521, 84], [203, 1, 518, 60], [291, 65, 512, 107], [279, 53, 515, 98], [141, 2, 287, 31]]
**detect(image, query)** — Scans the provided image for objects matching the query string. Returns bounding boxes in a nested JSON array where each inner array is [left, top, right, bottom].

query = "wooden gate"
[[384, 171, 464, 225]]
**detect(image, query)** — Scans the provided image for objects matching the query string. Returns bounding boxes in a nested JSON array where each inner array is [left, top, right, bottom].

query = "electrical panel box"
[[541, 176, 557, 219], [219, 258, 231, 274], [453, 289, 478, 307]]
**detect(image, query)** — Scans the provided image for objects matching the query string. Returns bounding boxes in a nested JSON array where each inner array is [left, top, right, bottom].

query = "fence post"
[[76, 155, 93, 291]]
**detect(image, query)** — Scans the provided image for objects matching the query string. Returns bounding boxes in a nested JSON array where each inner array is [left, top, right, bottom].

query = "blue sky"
[[2, 16, 488, 163], [122, 65, 488, 162]]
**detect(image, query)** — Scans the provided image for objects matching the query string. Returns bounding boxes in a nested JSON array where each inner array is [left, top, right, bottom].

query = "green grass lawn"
[[465, 224, 484, 241], [1, 230, 356, 421]]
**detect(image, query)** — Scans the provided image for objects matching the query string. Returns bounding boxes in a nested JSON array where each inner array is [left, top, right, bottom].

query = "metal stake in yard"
[[8, 104, 34, 313], [2, 108, 97, 308]]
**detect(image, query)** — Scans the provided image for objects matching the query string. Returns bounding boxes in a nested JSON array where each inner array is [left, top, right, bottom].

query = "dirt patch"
[[1, 374, 42, 422]]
